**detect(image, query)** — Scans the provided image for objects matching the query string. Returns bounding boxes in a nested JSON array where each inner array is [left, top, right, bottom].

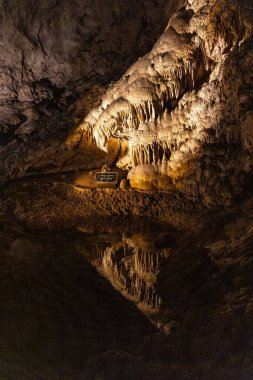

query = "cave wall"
[[0, 0, 179, 100]]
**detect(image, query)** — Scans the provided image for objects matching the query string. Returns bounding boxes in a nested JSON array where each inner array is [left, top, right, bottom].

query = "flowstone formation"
[[69, 0, 253, 207]]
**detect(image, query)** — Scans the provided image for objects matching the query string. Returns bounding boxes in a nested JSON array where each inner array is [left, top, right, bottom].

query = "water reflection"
[[78, 232, 174, 332], [0, 226, 166, 380], [1, 218, 250, 379]]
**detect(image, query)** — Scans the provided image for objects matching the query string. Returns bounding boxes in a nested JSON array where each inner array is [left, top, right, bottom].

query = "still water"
[[0, 220, 178, 380]]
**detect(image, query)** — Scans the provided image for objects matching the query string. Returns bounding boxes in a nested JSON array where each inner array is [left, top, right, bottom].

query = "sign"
[[95, 172, 119, 187]]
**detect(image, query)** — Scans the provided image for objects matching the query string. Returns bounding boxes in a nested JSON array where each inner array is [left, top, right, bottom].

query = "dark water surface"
[[0, 218, 253, 380], [1, 219, 252, 380], [0, 222, 175, 380]]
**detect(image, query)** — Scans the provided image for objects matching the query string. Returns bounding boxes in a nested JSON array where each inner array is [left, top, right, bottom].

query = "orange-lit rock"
[[75, 0, 253, 206], [128, 164, 173, 190]]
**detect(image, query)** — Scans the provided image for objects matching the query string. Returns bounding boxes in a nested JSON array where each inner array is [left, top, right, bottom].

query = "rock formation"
[[80, 233, 171, 328], [0, 0, 252, 208], [67, 0, 253, 206]]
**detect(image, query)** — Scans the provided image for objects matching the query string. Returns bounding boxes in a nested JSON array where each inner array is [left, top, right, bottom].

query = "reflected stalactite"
[[82, 235, 172, 331]]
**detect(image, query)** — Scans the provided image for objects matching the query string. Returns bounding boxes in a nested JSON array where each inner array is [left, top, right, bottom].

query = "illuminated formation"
[[66, 0, 252, 205]]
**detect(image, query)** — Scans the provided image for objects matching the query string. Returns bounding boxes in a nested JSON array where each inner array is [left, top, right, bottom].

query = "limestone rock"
[[80, 0, 253, 206], [128, 164, 173, 191], [119, 179, 129, 189]]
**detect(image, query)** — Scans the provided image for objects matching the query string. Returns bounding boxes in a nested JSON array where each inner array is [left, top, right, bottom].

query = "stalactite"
[[80, 45, 208, 154]]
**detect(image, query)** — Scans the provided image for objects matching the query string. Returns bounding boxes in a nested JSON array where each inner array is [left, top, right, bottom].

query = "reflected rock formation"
[[79, 232, 174, 332]]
